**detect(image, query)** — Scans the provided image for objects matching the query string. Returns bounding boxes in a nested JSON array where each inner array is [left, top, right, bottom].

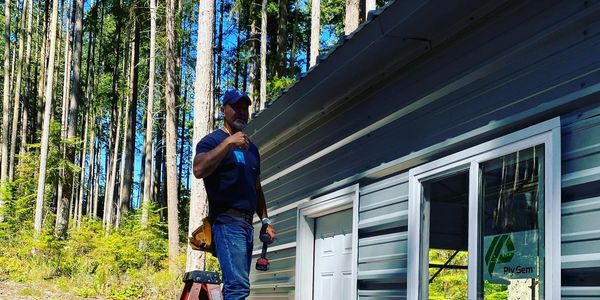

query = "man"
[[193, 90, 276, 300]]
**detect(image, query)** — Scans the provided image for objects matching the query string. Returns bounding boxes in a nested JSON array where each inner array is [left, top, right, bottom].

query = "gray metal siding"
[[246, 0, 600, 298], [259, 0, 600, 214], [249, 247, 295, 298], [249, 208, 297, 299], [358, 174, 409, 299], [561, 110, 600, 298], [252, 208, 298, 253]]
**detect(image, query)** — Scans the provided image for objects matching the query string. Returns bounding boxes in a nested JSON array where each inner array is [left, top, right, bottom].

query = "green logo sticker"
[[483, 230, 538, 280], [484, 234, 515, 276]]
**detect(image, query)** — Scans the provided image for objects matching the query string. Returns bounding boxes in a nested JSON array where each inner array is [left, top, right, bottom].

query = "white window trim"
[[407, 117, 561, 299], [294, 184, 360, 300]]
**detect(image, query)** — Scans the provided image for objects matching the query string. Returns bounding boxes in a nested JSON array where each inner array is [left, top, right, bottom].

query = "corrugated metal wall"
[[561, 108, 600, 298], [351, 107, 600, 299], [249, 209, 297, 299], [358, 174, 409, 299], [247, 0, 600, 298]]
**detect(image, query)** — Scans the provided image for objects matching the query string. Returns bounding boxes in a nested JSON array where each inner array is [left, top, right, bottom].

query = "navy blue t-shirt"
[[196, 129, 260, 220]]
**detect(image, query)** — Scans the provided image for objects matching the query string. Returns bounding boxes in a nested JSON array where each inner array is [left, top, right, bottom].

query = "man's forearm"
[[193, 140, 232, 178], [255, 181, 268, 219]]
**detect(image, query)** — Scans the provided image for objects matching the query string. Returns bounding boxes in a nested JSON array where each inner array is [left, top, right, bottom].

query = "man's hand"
[[265, 224, 277, 243], [260, 224, 277, 244], [226, 131, 250, 150]]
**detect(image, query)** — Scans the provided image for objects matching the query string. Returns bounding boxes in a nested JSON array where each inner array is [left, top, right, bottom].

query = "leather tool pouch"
[[189, 217, 216, 255]]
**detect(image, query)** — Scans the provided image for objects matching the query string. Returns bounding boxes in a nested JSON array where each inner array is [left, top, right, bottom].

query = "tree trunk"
[[365, 0, 376, 20], [22, 0, 34, 148], [91, 122, 100, 218], [116, 88, 130, 230], [178, 88, 187, 197], [158, 123, 167, 220], [187, 0, 214, 272], [9, 0, 29, 181], [289, 0, 298, 72], [165, 0, 180, 272], [83, 3, 97, 219], [259, 0, 267, 110], [344, 0, 359, 35], [58, 0, 84, 236], [139, 109, 147, 207], [1, 0, 12, 183], [102, 143, 109, 223], [104, 17, 122, 230], [34, 0, 59, 235], [248, 20, 257, 114], [37, 0, 51, 140], [309, 0, 320, 67], [55, 1, 73, 237], [215, 0, 224, 100], [276, 0, 288, 77], [242, 57, 248, 94], [105, 103, 123, 234], [142, 0, 157, 228], [234, 26, 241, 90], [121, 1, 139, 216], [86, 115, 97, 219], [75, 113, 89, 228]]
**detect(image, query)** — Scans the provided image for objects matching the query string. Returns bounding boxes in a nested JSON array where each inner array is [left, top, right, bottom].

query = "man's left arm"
[[256, 179, 276, 243]]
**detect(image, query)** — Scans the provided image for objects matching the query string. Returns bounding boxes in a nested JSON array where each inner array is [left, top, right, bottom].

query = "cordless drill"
[[255, 225, 271, 271]]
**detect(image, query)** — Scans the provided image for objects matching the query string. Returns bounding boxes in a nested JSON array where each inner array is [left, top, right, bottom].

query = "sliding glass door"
[[478, 145, 545, 299], [407, 119, 560, 300]]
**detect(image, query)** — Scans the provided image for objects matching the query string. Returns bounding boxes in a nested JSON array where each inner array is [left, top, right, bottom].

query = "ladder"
[[179, 271, 223, 300]]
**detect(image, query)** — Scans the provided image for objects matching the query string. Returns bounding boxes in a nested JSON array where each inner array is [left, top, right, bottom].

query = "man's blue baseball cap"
[[222, 90, 251, 106]]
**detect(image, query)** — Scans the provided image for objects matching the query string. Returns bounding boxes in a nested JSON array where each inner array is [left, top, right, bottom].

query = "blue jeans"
[[213, 217, 254, 300]]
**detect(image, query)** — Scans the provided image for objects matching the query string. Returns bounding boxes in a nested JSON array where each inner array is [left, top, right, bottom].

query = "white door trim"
[[407, 117, 561, 299], [295, 184, 360, 300]]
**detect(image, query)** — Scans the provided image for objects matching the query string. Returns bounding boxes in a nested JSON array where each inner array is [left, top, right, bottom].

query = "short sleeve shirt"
[[196, 129, 261, 219]]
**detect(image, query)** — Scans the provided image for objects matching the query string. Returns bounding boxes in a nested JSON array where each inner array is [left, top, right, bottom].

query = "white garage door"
[[313, 209, 354, 300]]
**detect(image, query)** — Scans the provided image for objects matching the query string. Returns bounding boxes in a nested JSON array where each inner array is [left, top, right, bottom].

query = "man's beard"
[[232, 119, 247, 130]]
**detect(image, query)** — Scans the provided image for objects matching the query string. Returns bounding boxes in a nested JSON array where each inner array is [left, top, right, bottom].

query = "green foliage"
[[428, 249, 469, 300], [322, 0, 346, 40], [267, 75, 296, 102], [0, 207, 197, 299], [483, 281, 508, 299], [428, 249, 509, 299]]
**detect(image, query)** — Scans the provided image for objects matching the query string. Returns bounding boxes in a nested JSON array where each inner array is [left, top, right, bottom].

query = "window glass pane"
[[479, 145, 545, 299], [422, 170, 469, 299]]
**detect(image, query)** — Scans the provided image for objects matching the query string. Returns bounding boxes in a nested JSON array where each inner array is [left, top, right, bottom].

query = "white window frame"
[[294, 184, 360, 300], [407, 118, 561, 299]]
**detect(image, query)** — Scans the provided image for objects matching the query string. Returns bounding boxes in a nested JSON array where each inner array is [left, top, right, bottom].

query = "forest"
[[0, 0, 388, 298]]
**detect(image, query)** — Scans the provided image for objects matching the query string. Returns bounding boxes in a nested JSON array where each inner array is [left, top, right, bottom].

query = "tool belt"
[[188, 209, 253, 255], [189, 217, 215, 255]]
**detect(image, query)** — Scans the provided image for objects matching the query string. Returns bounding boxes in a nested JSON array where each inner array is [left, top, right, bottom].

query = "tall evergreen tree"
[[9, 0, 28, 182], [142, 0, 158, 228], [34, 0, 59, 235], [187, 0, 215, 272], [344, 0, 359, 35], [165, 0, 180, 272], [310, 0, 320, 67], [1, 0, 12, 183], [259, 0, 267, 109], [121, 0, 139, 216], [276, 0, 288, 77]]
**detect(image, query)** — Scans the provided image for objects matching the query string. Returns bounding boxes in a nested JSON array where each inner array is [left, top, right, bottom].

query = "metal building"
[[245, 0, 600, 298]]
